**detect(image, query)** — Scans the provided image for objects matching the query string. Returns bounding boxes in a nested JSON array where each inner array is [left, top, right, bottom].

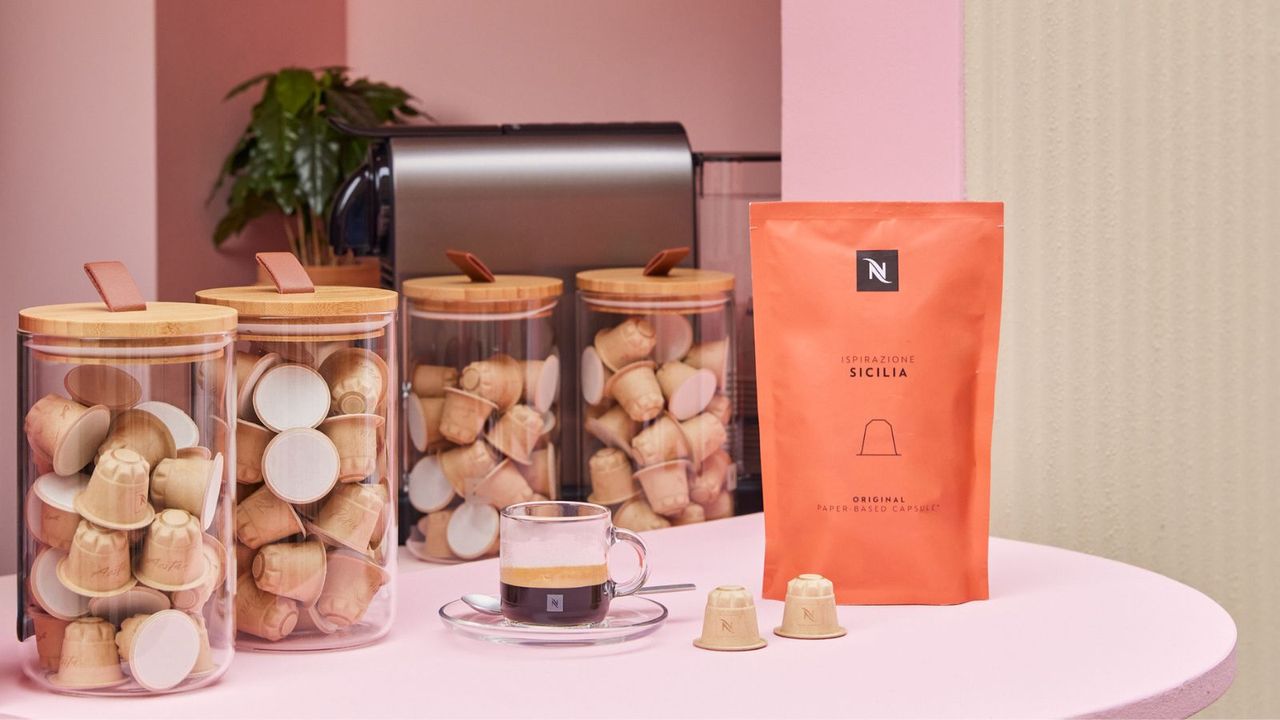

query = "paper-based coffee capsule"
[[585, 405, 639, 454], [690, 450, 732, 504], [634, 460, 693, 516], [439, 388, 498, 445], [319, 347, 390, 415], [137, 400, 200, 450], [187, 613, 216, 676], [677, 412, 728, 467], [406, 395, 445, 452], [50, 618, 126, 689], [170, 533, 227, 612], [473, 460, 536, 509], [252, 540, 327, 604], [368, 480, 391, 556], [235, 543, 257, 577], [438, 441, 499, 495], [612, 497, 671, 532], [234, 351, 281, 419], [116, 610, 200, 690], [693, 585, 767, 651], [579, 346, 613, 406], [235, 419, 272, 485], [412, 363, 458, 398], [672, 503, 706, 526], [651, 314, 694, 363], [97, 408, 176, 474], [313, 549, 389, 630], [485, 404, 543, 464], [177, 445, 212, 461], [30, 609, 69, 672], [700, 488, 734, 521], [25, 394, 111, 476], [594, 317, 656, 371], [408, 455, 456, 513], [319, 413, 383, 482], [235, 484, 305, 549], [459, 354, 523, 410], [88, 585, 171, 626], [446, 500, 500, 560], [656, 361, 717, 421], [521, 354, 560, 413], [136, 509, 208, 592], [253, 363, 331, 432], [774, 573, 846, 640], [29, 473, 88, 551], [705, 394, 733, 426], [683, 338, 730, 390], [262, 427, 340, 503], [74, 447, 154, 530], [64, 365, 141, 411], [29, 439, 55, 475], [606, 361, 664, 422], [151, 454, 224, 531], [587, 448, 639, 506], [307, 483, 383, 553], [421, 510, 455, 560], [518, 444, 556, 498], [630, 414, 692, 467], [251, 340, 314, 367], [236, 573, 298, 642], [28, 549, 89, 620]]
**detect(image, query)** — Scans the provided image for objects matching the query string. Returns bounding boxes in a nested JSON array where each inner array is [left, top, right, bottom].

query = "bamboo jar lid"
[[195, 285, 398, 318], [576, 267, 734, 296], [401, 275, 563, 304], [19, 302, 237, 339]]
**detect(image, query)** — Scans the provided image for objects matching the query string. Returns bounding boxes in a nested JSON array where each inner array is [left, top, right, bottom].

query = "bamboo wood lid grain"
[[19, 302, 236, 339], [196, 285, 397, 317], [576, 268, 733, 296], [402, 275, 563, 304]]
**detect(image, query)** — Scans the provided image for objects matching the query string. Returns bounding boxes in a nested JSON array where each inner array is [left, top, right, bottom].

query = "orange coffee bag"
[[750, 202, 1003, 604]]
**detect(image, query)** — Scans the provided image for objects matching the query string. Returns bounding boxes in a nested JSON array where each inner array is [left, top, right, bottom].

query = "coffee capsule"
[[29, 439, 55, 475], [587, 448, 638, 505], [473, 460, 536, 508], [187, 613, 216, 676], [235, 543, 257, 577], [97, 408, 176, 474], [672, 503, 706, 526], [684, 338, 730, 390], [594, 317, 656, 371], [774, 573, 846, 640], [57, 519, 136, 597], [438, 441, 499, 495], [606, 361, 664, 422], [656, 361, 717, 421], [30, 609, 69, 672], [235, 419, 272, 485], [485, 404, 543, 464], [412, 363, 458, 398], [677, 412, 728, 467], [151, 454, 223, 531], [630, 414, 692, 467], [251, 340, 314, 366], [446, 500, 500, 560], [28, 549, 89, 620], [690, 450, 732, 504], [234, 351, 281, 419], [30, 473, 88, 551], [253, 363, 331, 432], [705, 394, 733, 426], [136, 509, 208, 592], [368, 479, 391, 554], [521, 355, 560, 413], [74, 447, 153, 531], [439, 388, 498, 445], [88, 585, 171, 626], [651, 314, 694, 363], [459, 354, 524, 410], [579, 346, 613, 406], [235, 484, 305, 549], [518, 444, 557, 498], [307, 483, 383, 553], [424, 511, 455, 559], [635, 460, 693, 516], [137, 401, 200, 450], [584, 405, 639, 454], [701, 488, 735, 520], [116, 610, 200, 690], [612, 497, 671, 532], [177, 445, 212, 461], [318, 412, 381, 479], [408, 455, 457, 513], [236, 574, 298, 642], [262, 427, 341, 503], [64, 365, 141, 411], [252, 540, 327, 605], [313, 549, 390, 630], [693, 585, 767, 651], [170, 533, 227, 612], [25, 394, 112, 477], [406, 395, 445, 452], [319, 347, 390, 416], [50, 618, 126, 689]]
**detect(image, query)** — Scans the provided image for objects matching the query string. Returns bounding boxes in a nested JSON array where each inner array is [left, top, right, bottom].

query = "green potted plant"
[[210, 66, 424, 286]]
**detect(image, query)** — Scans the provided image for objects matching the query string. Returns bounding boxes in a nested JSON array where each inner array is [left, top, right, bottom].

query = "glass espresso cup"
[[500, 501, 649, 625]]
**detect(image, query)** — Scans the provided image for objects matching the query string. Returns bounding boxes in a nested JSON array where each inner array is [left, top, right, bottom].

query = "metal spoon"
[[462, 583, 697, 615]]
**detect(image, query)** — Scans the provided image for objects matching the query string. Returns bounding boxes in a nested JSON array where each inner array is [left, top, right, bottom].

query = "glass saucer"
[[438, 596, 668, 646]]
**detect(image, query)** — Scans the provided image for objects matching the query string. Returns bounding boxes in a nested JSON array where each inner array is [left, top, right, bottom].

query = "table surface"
[[0, 513, 1236, 719]]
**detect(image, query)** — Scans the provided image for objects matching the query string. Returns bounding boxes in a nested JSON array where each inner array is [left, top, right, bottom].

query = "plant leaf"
[[274, 68, 317, 115], [251, 93, 299, 175], [325, 88, 380, 128], [224, 71, 273, 101], [294, 114, 341, 215]]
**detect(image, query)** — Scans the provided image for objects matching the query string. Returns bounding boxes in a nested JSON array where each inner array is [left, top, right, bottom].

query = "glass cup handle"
[[608, 527, 650, 597]]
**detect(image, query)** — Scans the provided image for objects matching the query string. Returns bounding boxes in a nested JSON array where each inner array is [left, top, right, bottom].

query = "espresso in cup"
[[499, 501, 648, 626]]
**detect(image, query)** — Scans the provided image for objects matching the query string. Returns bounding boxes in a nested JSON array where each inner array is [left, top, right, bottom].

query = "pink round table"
[[0, 513, 1235, 718]]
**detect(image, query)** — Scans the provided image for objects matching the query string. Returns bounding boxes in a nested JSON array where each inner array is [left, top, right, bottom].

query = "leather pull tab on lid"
[[256, 252, 316, 294], [83, 262, 146, 312], [643, 247, 691, 277], [446, 250, 496, 283]]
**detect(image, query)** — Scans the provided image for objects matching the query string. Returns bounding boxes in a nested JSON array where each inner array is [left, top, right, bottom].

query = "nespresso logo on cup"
[[856, 250, 899, 292]]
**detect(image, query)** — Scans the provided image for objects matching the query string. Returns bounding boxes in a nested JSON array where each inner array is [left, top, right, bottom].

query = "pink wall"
[[347, 0, 780, 152], [156, 0, 347, 301], [0, 0, 159, 573], [781, 0, 964, 199]]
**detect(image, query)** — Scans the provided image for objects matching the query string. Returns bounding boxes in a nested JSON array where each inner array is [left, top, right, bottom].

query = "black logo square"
[[856, 250, 899, 292]]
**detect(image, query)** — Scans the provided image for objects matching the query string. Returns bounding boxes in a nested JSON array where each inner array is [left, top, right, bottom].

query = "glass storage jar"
[[16, 263, 238, 695], [196, 253, 398, 651], [400, 259, 562, 564], [576, 257, 737, 531]]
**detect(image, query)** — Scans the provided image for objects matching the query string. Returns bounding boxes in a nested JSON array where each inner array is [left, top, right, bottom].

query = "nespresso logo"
[[856, 250, 899, 292]]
